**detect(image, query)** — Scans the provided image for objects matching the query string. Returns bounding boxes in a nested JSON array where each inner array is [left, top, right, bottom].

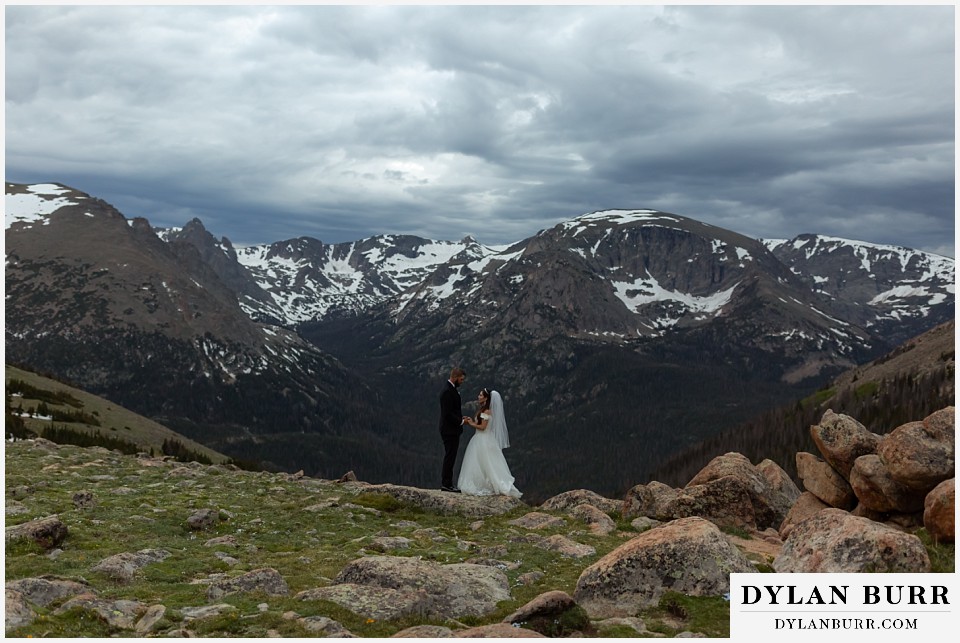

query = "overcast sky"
[[4, 4, 956, 257]]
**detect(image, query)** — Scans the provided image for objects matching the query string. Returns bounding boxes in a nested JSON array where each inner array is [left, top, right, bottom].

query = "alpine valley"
[[5, 182, 955, 502]]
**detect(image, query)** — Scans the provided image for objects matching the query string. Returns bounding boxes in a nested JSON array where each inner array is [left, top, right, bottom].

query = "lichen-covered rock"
[[207, 568, 289, 601], [774, 508, 930, 572], [5, 515, 68, 550], [5, 589, 36, 634], [362, 483, 525, 518], [92, 549, 171, 583], [810, 410, 880, 478], [573, 517, 755, 617], [921, 407, 955, 446], [671, 476, 758, 531], [186, 508, 220, 531], [877, 421, 954, 492], [570, 504, 616, 535], [849, 454, 926, 513], [503, 590, 578, 624], [686, 452, 793, 530], [507, 512, 566, 530], [534, 534, 596, 558], [796, 452, 856, 509], [333, 555, 511, 619], [53, 595, 147, 629], [539, 489, 621, 514], [297, 584, 434, 621], [756, 459, 802, 507], [779, 492, 829, 540], [621, 481, 677, 521], [5, 577, 91, 608], [923, 478, 954, 543]]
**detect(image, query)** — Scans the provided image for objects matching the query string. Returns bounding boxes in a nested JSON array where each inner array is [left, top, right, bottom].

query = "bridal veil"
[[489, 390, 510, 449]]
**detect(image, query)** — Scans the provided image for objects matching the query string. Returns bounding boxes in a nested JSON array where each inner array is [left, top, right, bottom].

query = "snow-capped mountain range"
[[763, 235, 955, 338], [5, 181, 955, 495], [7, 182, 954, 354], [155, 206, 954, 346]]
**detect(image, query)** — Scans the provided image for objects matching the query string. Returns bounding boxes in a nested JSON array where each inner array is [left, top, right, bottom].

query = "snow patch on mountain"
[[612, 275, 739, 318], [5, 184, 85, 229], [560, 209, 675, 236]]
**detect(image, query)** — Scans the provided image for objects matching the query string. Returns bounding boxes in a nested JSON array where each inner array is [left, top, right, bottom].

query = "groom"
[[438, 367, 466, 493]]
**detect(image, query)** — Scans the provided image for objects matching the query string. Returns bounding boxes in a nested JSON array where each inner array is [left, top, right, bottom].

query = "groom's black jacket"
[[438, 381, 463, 437]]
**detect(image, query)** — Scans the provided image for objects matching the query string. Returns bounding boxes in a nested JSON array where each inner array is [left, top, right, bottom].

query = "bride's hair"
[[475, 387, 491, 422]]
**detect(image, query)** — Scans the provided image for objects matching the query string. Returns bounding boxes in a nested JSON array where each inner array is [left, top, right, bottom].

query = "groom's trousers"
[[441, 433, 461, 488]]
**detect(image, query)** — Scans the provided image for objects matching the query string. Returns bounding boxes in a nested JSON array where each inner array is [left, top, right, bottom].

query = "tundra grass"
[[4, 441, 639, 637]]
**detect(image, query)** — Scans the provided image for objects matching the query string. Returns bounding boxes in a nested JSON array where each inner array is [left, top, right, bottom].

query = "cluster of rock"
[[5, 408, 955, 637], [785, 407, 954, 543], [618, 407, 954, 577]]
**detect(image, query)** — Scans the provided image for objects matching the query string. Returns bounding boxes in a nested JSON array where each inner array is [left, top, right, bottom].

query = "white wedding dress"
[[458, 391, 522, 498]]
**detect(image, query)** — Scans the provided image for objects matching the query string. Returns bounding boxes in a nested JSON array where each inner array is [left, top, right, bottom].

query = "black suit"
[[438, 380, 464, 488]]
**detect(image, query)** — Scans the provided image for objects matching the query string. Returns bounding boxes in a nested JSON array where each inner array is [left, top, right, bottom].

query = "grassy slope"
[[5, 439, 740, 638], [5, 364, 229, 464]]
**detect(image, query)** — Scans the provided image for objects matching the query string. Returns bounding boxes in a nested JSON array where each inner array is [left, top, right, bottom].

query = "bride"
[[457, 389, 522, 498]]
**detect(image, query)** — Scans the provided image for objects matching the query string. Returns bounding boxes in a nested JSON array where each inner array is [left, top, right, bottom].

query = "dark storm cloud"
[[4, 4, 954, 256]]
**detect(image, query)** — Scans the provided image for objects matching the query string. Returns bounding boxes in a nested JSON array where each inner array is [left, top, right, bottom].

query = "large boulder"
[[921, 407, 955, 447], [5, 589, 36, 634], [332, 555, 511, 619], [778, 492, 829, 540], [756, 459, 802, 508], [362, 484, 525, 518], [923, 478, 954, 544], [877, 421, 954, 492], [849, 455, 926, 513], [207, 568, 289, 601], [540, 490, 621, 515], [5, 577, 91, 608], [5, 515, 68, 550], [502, 590, 588, 637], [774, 509, 930, 573], [508, 512, 566, 530], [534, 534, 596, 559], [686, 453, 793, 530], [53, 595, 148, 630], [670, 476, 757, 531], [570, 504, 617, 536], [92, 549, 171, 584], [621, 481, 677, 521], [810, 410, 880, 478], [796, 452, 856, 509], [502, 590, 578, 625], [573, 517, 755, 618], [297, 584, 434, 621]]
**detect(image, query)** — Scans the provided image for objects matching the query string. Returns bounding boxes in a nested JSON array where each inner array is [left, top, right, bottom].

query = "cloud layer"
[[5, 5, 955, 255]]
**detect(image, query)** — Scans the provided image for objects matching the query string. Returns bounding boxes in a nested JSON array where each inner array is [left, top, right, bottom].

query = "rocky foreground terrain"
[[5, 407, 954, 638]]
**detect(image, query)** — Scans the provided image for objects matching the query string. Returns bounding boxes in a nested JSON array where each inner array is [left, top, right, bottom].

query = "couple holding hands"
[[438, 367, 522, 498]]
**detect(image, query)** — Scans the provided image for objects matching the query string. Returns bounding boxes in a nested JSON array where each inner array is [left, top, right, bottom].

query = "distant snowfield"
[[5, 184, 82, 229]]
